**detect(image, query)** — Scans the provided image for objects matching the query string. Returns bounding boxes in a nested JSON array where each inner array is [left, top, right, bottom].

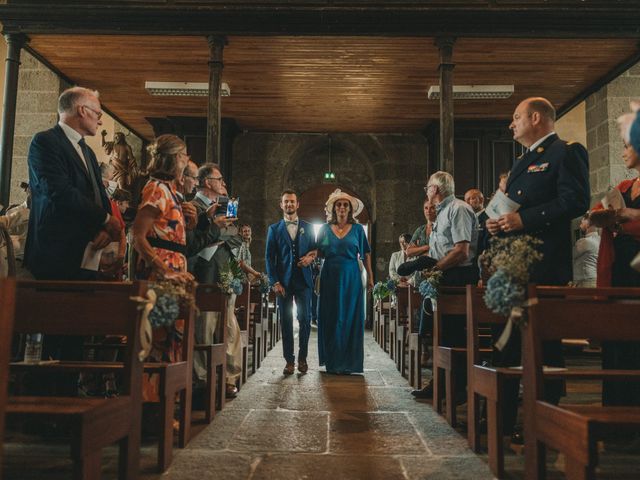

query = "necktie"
[[78, 138, 103, 205], [285, 220, 298, 226]]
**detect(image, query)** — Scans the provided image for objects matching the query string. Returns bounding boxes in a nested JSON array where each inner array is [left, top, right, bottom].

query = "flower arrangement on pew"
[[219, 258, 246, 296], [417, 268, 443, 314], [481, 235, 543, 350], [131, 279, 197, 360], [372, 277, 399, 305]]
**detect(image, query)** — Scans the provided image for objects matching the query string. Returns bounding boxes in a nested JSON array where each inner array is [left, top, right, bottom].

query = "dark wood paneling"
[[26, 35, 638, 139]]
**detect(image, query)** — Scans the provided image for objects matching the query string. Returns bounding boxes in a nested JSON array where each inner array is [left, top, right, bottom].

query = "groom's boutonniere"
[[299, 227, 305, 235]]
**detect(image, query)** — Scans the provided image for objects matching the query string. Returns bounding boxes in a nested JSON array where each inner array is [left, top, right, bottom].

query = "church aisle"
[[152, 332, 494, 480]]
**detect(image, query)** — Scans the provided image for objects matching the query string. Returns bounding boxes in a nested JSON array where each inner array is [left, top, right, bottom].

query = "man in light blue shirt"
[[411, 170, 478, 400]]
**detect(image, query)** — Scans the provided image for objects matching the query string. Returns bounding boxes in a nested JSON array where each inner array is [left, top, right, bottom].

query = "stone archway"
[[282, 135, 376, 224]]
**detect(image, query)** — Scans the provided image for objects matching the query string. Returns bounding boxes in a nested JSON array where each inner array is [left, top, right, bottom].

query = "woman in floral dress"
[[132, 134, 194, 401]]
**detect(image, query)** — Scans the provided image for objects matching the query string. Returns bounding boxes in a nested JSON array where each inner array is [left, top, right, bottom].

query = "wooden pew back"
[[0, 278, 16, 479], [14, 280, 146, 397], [523, 285, 640, 479]]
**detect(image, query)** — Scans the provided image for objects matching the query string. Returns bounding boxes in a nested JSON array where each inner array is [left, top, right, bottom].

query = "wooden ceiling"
[[28, 35, 639, 140]]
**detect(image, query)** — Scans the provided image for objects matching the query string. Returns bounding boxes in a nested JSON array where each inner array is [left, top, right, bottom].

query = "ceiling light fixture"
[[427, 85, 514, 100], [145, 81, 230, 97]]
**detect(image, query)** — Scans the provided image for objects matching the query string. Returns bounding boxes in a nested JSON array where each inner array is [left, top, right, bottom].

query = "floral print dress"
[[138, 178, 187, 402]]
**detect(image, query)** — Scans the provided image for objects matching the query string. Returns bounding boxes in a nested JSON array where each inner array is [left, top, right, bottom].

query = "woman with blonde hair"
[[132, 134, 194, 402]]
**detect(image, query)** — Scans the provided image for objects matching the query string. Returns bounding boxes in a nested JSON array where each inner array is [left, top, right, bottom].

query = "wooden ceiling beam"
[[2, 4, 640, 38]]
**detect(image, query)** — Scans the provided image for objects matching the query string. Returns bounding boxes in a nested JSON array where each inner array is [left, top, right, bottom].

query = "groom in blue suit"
[[265, 190, 316, 375]]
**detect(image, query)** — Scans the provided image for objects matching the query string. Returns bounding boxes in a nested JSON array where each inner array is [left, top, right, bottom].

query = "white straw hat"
[[325, 189, 364, 221]]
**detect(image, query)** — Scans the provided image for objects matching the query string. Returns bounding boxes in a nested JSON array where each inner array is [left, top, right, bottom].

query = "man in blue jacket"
[[265, 190, 316, 375]]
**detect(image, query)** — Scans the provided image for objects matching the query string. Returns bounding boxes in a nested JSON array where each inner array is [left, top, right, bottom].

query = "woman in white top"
[[388, 233, 411, 283]]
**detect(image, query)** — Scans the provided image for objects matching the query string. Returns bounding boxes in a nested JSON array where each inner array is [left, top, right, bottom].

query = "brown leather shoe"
[[298, 360, 308, 374], [225, 384, 238, 399], [283, 362, 295, 375]]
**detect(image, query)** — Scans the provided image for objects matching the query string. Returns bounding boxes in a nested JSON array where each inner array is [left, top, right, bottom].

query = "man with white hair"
[[410, 170, 478, 399], [25, 86, 121, 281]]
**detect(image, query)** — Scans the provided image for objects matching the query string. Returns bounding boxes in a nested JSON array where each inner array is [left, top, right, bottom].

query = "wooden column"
[[206, 35, 226, 166], [0, 33, 27, 208], [436, 37, 456, 175]]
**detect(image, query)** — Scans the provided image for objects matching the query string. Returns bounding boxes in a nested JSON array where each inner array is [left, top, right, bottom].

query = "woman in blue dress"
[[316, 189, 374, 374]]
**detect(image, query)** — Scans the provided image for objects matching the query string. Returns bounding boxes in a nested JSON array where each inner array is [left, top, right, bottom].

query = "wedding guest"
[[236, 223, 261, 280], [572, 214, 600, 288], [189, 162, 242, 398], [410, 171, 478, 399], [590, 130, 640, 407], [486, 97, 590, 444], [131, 134, 194, 402], [316, 189, 373, 374], [464, 188, 485, 214], [389, 233, 411, 284]]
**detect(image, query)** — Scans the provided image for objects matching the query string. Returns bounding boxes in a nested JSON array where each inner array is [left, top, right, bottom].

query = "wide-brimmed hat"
[[325, 189, 364, 221]]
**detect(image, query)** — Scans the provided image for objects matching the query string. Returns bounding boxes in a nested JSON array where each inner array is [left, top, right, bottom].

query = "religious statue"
[[101, 130, 138, 191]]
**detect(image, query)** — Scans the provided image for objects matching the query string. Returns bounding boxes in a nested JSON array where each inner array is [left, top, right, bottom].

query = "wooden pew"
[[7, 281, 145, 480], [433, 286, 467, 427], [466, 285, 513, 477], [194, 284, 228, 423], [389, 298, 397, 362], [235, 283, 250, 386], [11, 282, 196, 473], [394, 286, 410, 376], [0, 278, 16, 479], [249, 285, 264, 374], [267, 291, 278, 350], [260, 291, 270, 355], [407, 287, 423, 389], [523, 286, 640, 480]]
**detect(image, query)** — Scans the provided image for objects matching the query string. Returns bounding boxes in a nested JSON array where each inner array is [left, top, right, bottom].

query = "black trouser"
[[440, 266, 479, 395]]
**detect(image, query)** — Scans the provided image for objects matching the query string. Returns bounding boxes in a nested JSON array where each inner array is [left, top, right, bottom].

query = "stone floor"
[[141, 331, 494, 480], [4, 330, 640, 479]]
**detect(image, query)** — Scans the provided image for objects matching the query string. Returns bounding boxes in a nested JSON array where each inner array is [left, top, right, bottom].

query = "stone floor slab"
[[401, 455, 496, 480], [231, 410, 328, 453], [161, 451, 253, 479], [279, 383, 378, 412], [252, 453, 407, 480], [330, 411, 428, 455]]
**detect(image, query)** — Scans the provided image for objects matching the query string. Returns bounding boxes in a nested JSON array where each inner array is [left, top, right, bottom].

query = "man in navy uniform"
[[486, 97, 590, 444]]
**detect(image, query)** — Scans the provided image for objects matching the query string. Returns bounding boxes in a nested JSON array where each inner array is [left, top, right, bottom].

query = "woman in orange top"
[[132, 134, 194, 402]]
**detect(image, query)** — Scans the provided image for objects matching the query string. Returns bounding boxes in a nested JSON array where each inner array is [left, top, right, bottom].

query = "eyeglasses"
[[206, 176, 225, 182], [81, 104, 103, 119]]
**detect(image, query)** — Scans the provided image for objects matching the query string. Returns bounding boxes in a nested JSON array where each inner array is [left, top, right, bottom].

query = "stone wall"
[[11, 50, 62, 205], [586, 65, 640, 205], [232, 133, 429, 279], [9, 50, 144, 205]]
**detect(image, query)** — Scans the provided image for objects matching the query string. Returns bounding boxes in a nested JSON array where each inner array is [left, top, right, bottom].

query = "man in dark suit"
[[24, 86, 121, 281], [188, 162, 241, 398], [486, 96, 590, 444], [265, 190, 316, 375]]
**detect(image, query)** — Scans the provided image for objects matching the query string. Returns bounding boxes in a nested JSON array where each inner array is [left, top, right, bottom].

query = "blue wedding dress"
[[317, 223, 370, 373]]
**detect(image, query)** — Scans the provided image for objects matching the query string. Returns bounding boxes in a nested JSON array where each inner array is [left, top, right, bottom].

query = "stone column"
[[206, 35, 227, 166], [0, 33, 28, 208], [435, 37, 456, 175]]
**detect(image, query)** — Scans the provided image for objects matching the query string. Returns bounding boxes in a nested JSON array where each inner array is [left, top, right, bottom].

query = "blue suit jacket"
[[504, 134, 590, 285], [24, 125, 111, 280], [265, 219, 315, 290]]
